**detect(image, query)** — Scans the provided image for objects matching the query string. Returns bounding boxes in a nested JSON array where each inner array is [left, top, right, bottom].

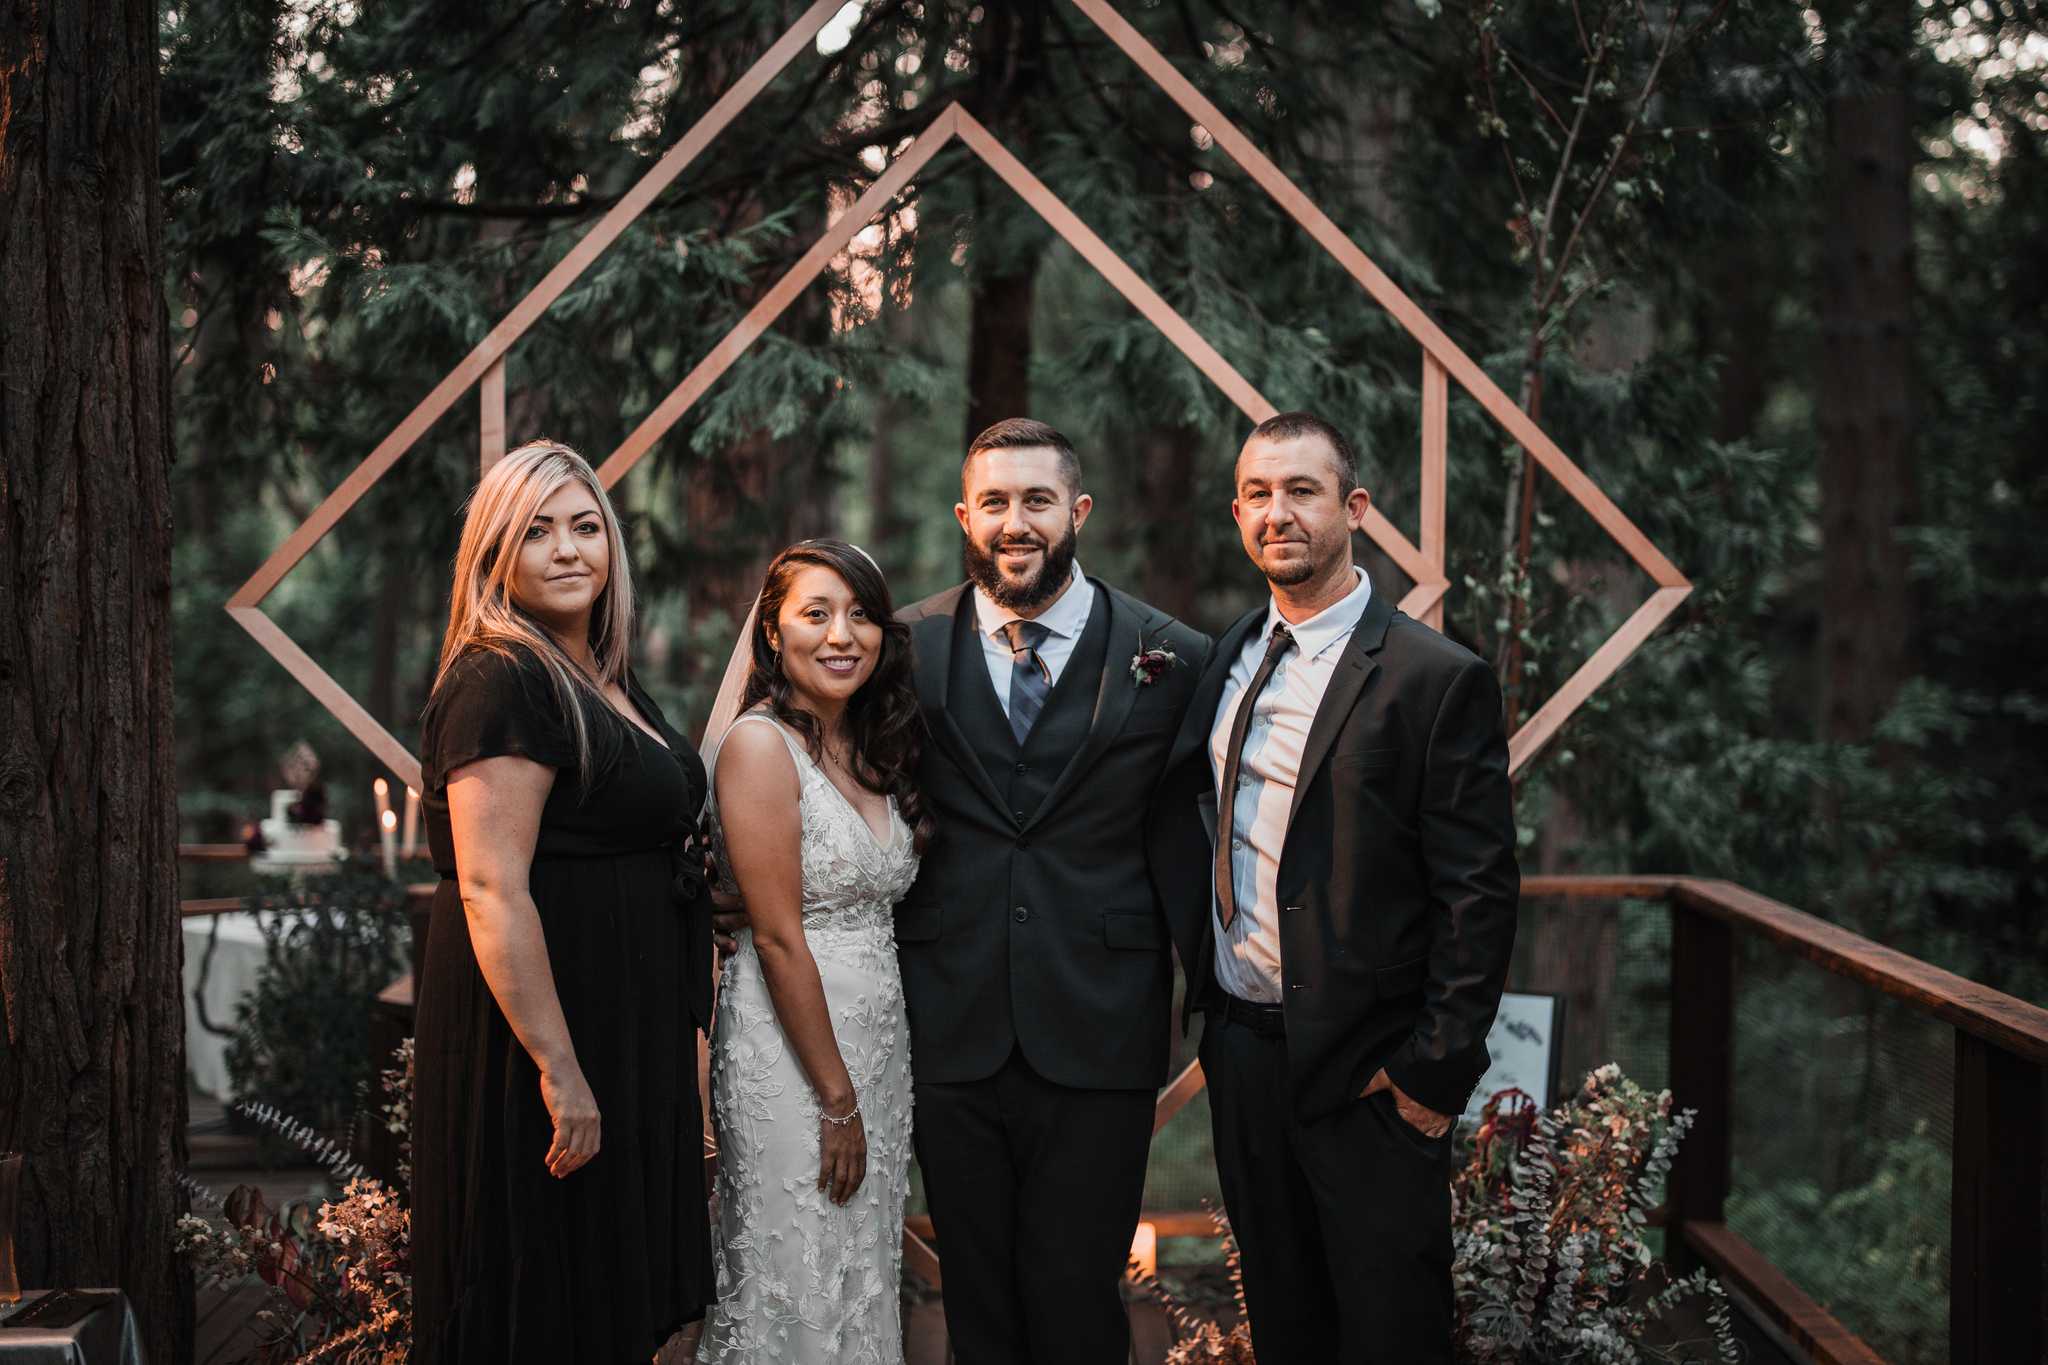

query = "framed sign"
[[1464, 991, 1566, 1126]]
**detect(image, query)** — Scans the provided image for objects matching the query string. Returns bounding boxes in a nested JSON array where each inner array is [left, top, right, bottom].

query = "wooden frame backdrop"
[[223, 0, 1695, 1286]]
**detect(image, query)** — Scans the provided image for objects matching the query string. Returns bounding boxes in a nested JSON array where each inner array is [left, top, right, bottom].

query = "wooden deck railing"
[[184, 845, 2046, 1360], [1523, 877, 2042, 1364]]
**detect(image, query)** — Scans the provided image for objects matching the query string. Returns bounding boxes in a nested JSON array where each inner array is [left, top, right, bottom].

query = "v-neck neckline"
[[616, 676, 672, 753], [812, 753, 901, 852], [737, 710, 900, 851]]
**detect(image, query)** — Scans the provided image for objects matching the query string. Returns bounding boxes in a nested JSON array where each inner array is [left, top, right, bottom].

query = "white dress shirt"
[[1209, 568, 1373, 1002], [972, 561, 1096, 719]]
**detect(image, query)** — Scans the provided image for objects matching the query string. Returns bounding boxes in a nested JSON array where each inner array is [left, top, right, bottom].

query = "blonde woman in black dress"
[[413, 440, 713, 1363]]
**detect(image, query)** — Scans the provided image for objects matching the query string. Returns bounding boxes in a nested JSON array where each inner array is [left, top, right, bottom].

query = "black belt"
[[1208, 991, 1286, 1038]]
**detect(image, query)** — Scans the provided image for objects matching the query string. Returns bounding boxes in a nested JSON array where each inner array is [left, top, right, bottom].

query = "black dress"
[[411, 645, 714, 1364]]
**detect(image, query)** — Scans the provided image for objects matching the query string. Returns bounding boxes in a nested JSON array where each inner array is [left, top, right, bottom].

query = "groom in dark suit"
[[897, 418, 1210, 1364], [1149, 412, 1519, 1363]]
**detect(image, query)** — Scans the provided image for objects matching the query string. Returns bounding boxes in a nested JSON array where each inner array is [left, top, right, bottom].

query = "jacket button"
[[1013, 810, 1026, 821], [1014, 762, 1028, 774], [1017, 836, 1030, 850], [1013, 906, 1029, 923]]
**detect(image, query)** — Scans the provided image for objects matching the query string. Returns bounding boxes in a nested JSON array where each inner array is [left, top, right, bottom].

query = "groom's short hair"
[[1244, 411, 1360, 499], [965, 418, 1083, 499]]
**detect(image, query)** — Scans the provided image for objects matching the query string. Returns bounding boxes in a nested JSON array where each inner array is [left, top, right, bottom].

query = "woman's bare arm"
[[716, 722, 866, 1201], [445, 755, 600, 1178]]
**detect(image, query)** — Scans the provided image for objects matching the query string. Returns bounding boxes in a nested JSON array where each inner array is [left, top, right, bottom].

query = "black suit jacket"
[[895, 578, 1212, 1089], [1148, 585, 1519, 1122]]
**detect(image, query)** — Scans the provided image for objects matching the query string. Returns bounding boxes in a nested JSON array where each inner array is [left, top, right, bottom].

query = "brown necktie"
[[1214, 624, 1295, 931]]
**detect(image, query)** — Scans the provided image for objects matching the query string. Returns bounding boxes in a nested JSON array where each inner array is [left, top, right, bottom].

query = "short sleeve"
[[421, 647, 578, 791]]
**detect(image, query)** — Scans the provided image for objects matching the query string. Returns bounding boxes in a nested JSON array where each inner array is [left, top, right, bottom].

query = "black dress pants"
[[1201, 1004, 1455, 1365], [912, 1046, 1155, 1365]]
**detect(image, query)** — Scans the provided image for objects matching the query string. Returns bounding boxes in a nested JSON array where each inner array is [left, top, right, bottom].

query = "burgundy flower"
[[1129, 644, 1180, 687]]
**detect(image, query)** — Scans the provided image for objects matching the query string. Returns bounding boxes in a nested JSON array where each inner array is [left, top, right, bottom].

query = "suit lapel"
[[1284, 586, 1396, 828], [1026, 581, 1144, 826], [910, 584, 1013, 818], [1166, 607, 1264, 776]]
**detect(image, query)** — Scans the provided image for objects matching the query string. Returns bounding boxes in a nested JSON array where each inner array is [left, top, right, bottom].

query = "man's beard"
[[964, 522, 1080, 610], [1256, 535, 1324, 587]]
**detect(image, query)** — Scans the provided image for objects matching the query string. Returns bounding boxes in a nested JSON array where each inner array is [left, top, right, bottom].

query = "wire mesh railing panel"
[[1504, 896, 1673, 1100], [1725, 935, 1955, 1364]]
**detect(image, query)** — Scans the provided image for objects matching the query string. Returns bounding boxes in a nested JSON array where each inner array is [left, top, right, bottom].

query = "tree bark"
[[0, 0, 189, 1360], [368, 564, 407, 731], [1817, 4, 1916, 743], [868, 301, 912, 582], [962, 0, 1047, 446], [1134, 423, 1202, 623], [964, 262, 1036, 445]]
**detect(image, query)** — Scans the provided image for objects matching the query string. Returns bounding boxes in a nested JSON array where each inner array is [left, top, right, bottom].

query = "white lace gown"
[[697, 713, 921, 1365]]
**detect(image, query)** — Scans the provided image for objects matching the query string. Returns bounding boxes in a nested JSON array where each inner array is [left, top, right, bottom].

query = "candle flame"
[[374, 777, 389, 797], [381, 809, 398, 832]]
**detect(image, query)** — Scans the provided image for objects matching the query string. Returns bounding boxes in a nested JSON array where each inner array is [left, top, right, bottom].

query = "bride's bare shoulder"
[[714, 714, 800, 798]]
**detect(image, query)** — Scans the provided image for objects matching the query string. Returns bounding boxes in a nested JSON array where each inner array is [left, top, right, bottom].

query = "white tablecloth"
[[0, 1289, 144, 1364], [181, 912, 275, 1101]]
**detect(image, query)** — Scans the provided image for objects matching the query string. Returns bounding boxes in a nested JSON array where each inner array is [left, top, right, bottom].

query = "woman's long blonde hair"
[[433, 439, 635, 782]]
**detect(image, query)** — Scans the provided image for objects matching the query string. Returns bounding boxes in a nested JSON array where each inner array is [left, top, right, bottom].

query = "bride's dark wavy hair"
[[738, 539, 934, 852]]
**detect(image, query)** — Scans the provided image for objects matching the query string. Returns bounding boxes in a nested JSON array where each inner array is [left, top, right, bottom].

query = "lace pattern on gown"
[[697, 713, 920, 1364]]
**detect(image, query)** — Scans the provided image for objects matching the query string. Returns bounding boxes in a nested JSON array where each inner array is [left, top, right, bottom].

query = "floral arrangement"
[[1142, 1065, 1742, 1364], [178, 1040, 414, 1363], [1453, 1063, 1738, 1363]]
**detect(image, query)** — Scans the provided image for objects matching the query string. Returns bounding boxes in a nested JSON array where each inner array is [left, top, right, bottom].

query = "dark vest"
[[946, 587, 1111, 824], [895, 578, 1210, 1090]]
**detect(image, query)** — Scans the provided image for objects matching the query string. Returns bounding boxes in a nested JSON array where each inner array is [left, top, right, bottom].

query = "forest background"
[[154, 1, 2045, 1360]]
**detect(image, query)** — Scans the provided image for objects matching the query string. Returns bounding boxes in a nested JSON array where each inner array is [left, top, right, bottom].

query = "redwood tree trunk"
[[0, 0, 188, 1360], [1818, 4, 1916, 743], [962, 0, 1046, 446], [965, 266, 1036, 445]]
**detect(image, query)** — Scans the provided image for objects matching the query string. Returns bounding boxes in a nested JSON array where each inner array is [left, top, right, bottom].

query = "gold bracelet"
[[822, 1100, 860, 1127]]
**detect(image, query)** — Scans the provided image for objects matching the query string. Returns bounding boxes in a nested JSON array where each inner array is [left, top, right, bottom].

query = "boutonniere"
[[1129, 640, 1181, 688]]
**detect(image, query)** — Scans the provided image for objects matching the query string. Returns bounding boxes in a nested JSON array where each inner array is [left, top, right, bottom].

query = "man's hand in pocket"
[[1361, 1068, 1452, 1139]]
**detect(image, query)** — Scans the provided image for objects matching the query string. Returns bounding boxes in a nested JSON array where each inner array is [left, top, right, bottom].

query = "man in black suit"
[[1148, 411, 1519, 1363], [897, 418, 1210, 1364]]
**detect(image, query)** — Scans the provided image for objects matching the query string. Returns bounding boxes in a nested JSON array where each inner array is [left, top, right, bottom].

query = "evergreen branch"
[[1500, 51, 1570, 133], [1473, 25, 1536, 240], [1534, 0, 1685, 323], [1532, 0, 1617, 288]]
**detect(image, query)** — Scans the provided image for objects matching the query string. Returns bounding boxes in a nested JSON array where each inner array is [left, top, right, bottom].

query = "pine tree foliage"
[[160, 6, 2047, 1357]]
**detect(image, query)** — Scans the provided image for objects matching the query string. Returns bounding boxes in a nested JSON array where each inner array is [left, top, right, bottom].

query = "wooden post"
[[480, 356, 506, 475], [1420, 352, 1448, 631], [1951, 1031, 2044, 1364], [1666, 901, 1735, 1272]]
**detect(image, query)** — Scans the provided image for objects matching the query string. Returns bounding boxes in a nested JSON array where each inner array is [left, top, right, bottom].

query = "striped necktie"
[[1000, 619, 1053, 745]]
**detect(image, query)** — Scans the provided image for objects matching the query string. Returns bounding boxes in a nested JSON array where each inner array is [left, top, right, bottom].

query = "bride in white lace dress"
[[697, 542, 927, 1365]]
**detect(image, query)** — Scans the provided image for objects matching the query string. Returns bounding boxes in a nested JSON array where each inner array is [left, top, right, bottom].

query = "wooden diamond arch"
[[228, 0, 1688, 796]]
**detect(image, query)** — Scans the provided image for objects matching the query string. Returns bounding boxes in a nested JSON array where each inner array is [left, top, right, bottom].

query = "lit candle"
[[372, 779, 394, 876], [1127, 1220, 1157, 1280], [402, 786, 420, 860]]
